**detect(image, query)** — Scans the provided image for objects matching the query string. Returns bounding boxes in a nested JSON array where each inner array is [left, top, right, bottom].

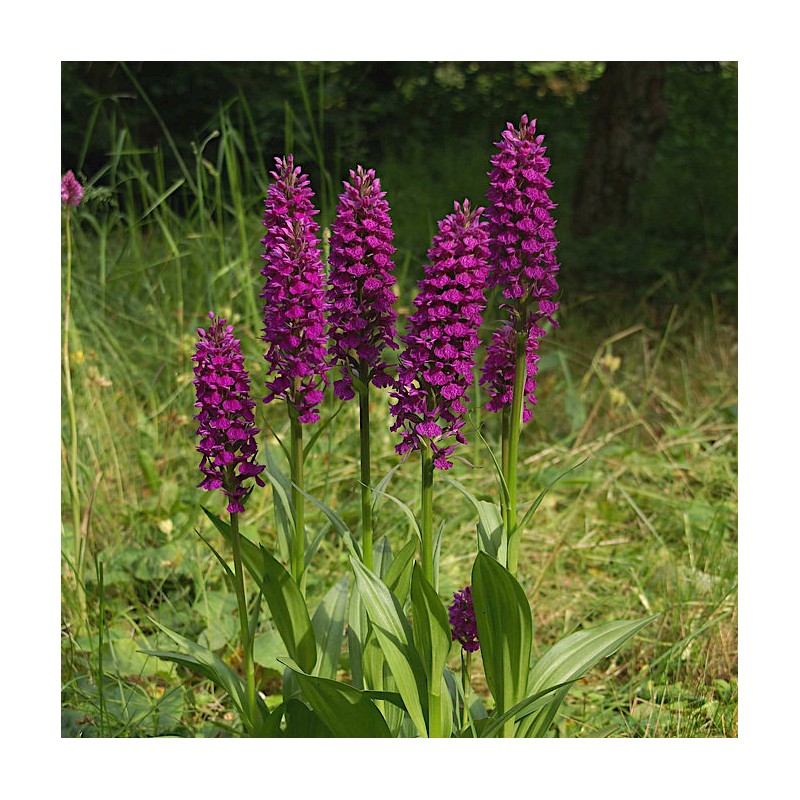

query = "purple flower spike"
[[260, 155, 330, 423], [480, 115, 561, 419], [448, 586, 480, 653], [61, 170, 83, 206], [479, 321, 545, 423], [193, 312, 266, 514], [327, 166, 398, 400], [390, 200, 490, 469]]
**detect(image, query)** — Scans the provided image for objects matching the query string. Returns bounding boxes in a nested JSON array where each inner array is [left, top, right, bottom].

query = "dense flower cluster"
[[448, 585, 480, 653], [480, 115, 561, 419], [479, 320, 545, 423], [390, 200, 490, 469], [61, 170, 83, 206], [260, 155, 329, 424], [327, 166, 398, 400], [193, 313, 265, 514], [485, 114, 560, 312]]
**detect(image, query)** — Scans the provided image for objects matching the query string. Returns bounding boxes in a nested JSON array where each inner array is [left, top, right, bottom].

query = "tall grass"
[[61, 86, 737, 737]]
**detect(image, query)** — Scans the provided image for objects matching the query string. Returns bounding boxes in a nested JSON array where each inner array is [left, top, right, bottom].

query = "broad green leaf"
[[410, 563, 451, 684], [284, 698, 334, 737], [258, 547, 317, 674], [311, 574, 349, 680], [518, 615, 659, 737], [141, 618, 271, 733], [350, 556, 428, 737], [373, 535, 393, 579], [346, 586, 368, 690], [360, 629, 405, 736], [480, 679, 576, 738], [471, 551, 532, 718], [384, 537, 417, 604], [411, 564, 453, 738], [279, 657, 392, 738]]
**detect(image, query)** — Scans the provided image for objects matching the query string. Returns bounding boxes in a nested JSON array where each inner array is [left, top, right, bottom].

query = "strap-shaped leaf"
[[258, 547, 317, 674], [410, 563, 451, 686], [410, 563, 453, 738], [471, 551, 532, 718], [279, 657, 392, 738], [141, 618, 272, 733], [384, 537, 417, 604], [350, 556, 429, 737], [518, 615, 658, 737], [311, 574, 349, 679]]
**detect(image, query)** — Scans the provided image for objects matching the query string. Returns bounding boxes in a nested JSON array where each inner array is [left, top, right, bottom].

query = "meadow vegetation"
[[60, 62, 737, 737]]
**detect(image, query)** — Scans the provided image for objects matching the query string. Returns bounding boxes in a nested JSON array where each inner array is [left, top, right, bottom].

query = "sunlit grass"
[[61, 101, 737, 737]]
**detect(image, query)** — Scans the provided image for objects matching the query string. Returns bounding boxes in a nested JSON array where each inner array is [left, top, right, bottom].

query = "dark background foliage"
[[61, 60, 737, 315]]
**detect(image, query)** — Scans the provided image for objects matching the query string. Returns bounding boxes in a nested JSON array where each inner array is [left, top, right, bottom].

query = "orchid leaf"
[[278, 657, 392, 738]]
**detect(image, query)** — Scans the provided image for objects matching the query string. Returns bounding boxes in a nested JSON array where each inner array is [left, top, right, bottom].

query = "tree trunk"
[[572, 62, 668, 237]]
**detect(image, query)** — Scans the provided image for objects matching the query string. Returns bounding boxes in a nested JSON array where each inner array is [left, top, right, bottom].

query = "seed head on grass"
[[260, 155, 329, 424], [327, 166, 398, 401], [193, 312, 265, 514], [61, 170, 83, 206], [390, 200, 490, 469], [448, 585, 480, 652]]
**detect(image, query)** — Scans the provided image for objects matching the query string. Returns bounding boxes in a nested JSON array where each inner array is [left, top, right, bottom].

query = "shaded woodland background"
[[61, 61, 737, 318]]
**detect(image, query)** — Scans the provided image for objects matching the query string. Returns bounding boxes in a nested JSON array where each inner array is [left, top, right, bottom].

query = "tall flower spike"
[[193, 312, 265, 514], [327, 166, 398, 400], [61, 170, 83, 206], [448, 586, 480, 653], [480, 115, 560, 419], [260, 155, 329, 424], [390, 200, 490, 470]]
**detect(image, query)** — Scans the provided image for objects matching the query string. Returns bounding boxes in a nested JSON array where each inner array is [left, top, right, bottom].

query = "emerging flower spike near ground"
[[193, 313, 266, 514], [480, 114, 561, 419], [61, 170, 83, 206], [327, 166, 398, 400], [260, 155, 329, 424], [448, 585, 480, 653], [390, 200, 490, 469]]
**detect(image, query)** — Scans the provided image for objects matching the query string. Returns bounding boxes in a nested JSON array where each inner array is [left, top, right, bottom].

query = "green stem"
[[228, 508, 257, 730], [358, 365, 373, 571], [506, 330, 528, 576], [289, 406, 305, 592], [500, 406, 511, 537], [63, 206, 86, 627], [461, 650, 472, 733], [420, 440, 435, 586], [428, 683, 442, 739]]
